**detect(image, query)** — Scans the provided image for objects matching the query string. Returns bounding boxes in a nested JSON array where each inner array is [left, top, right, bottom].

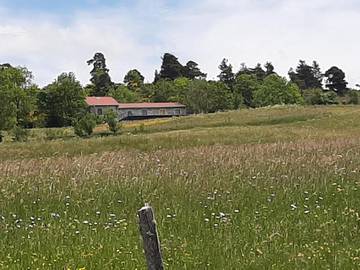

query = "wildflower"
[[234, 209, 240, 213], [204, 218, 210, 222]]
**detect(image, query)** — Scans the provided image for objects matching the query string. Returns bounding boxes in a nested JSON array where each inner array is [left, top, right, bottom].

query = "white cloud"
[[0, 0, 359, 87]]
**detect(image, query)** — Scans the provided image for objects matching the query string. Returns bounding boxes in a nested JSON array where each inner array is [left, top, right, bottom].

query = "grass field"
[[0, 105, 360, 269]]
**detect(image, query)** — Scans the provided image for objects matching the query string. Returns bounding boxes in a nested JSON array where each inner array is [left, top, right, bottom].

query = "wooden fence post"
[[138, 204, 164, 270]]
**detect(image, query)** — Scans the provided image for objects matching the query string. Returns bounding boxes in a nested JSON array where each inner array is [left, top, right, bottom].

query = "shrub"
[[11, 126, 29, 142], [253, 74, 304, 107], [73, 113, 96, 138], [303, 88, 323, 105], [322, 91, 338, 105], [348, 90, 359, 104], [104, 110, 120, 134]]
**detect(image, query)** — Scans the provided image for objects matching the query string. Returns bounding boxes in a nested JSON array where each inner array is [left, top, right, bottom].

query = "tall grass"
[[0, 106, 360, 269]]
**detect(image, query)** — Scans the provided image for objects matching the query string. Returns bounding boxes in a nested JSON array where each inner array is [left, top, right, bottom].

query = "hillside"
[[0, 106, 360, 269]]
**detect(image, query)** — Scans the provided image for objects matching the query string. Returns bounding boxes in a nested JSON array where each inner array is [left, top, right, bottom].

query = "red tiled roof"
[[118, 102, 186, 109], [86, 96, 119, 106]]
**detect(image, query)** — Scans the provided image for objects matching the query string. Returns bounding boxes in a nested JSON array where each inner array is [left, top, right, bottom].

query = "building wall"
[[119, 107, 186, 120], [89, 106, 118, 116]]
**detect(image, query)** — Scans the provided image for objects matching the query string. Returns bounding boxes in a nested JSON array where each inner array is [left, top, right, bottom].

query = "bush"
[[73, 113, 96, 138], [253, 75, 304, 107], [303, 89, 338, 105], [348, 90, 359, 104], [12, 126, 29, 142], [322, 91, 338, 105], [104, 110, 120, 134], [303, 88, 323, 105], [0, 131, 3, 143]]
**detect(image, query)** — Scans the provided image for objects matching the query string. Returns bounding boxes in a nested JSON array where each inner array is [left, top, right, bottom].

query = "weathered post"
[[138, 204, 164, 270]]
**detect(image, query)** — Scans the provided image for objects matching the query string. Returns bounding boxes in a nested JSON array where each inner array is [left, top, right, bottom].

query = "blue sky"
[[0, 0, 359, 87]]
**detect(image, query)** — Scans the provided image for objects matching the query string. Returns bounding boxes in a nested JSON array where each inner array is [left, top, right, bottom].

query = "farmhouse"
[[118, 102, 186, 120], [85, 96, 119, 116], [85, 96, 186, 120]]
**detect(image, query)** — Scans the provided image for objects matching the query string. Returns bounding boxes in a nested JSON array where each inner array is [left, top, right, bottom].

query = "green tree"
[[151, 80, 178, 102], [158, 53, 184, 80], [74, 113, 96, 137], [289, 60, 323, 90], [254, 74, 304, 107], [0, 64, 37, 130], [124, 69, 144, 90], [109, 84, 141, 103], [249, 63, 266, 81], [39, 73, 86, 127], [87, 52, 113, 96], [324, 66, 348, 96], [184, 80, 233, 113], [233, 74, 260, 108], [218, 58, 235, 88], [183, 61, 206, 80], [265, 62, 276, 76], [104, 110, 120, 134]]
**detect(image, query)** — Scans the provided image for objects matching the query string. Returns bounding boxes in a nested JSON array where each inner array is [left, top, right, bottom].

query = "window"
[[128, 111, 133, 117], [97, 108, 103, 115], [142, 110, 148, 116], [174, 109, 181, 115], [160, 109, 166, 115]]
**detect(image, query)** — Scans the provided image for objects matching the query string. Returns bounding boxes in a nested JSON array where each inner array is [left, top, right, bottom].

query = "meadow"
[[0, 105, 360, 269]]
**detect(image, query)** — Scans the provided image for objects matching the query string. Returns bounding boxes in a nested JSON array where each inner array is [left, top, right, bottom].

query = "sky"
[[0, 0, 359, 87]]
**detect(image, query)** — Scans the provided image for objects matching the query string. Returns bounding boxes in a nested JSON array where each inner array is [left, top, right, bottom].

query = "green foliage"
[[184, 80, 233, 113], [151, 79, 179, 102], [264, 62, 276, 76], [183, 61, 206, 80], [39, 73, 86, 127], [0, 64, 38, 130], [233, 74, 260, 108], [109, 84, 141, 103], [124, 69, 144, 90], [325, 66, 348, 96], [73, 113, 96, 137], [104, 110, 120, 134], [346, 90, 359, 104], [158, 53, 184, 81], [11, 125, 29, 142], [303, 88, 338, 105], [289, 60, 323, 90], [87, 52, 113, 96], [218, 58, 235, 88], [254, 74, 304, 107]]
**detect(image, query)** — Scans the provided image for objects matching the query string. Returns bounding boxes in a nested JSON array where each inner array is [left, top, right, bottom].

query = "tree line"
[[0, 52, 358, 140]]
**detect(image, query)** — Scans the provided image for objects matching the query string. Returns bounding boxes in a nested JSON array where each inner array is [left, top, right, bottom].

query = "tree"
[[184, 80, 233, 113], [109, 84, 141, 103], [233, 74, 260, 108], [151, 80, 178, 102], [289, 60, 323, 90], [39, 73, 86, 127], [87, 52, 113, 96], [253, 74, 304, 107], [218, 58, 235, 88], [249, 63, 266, 81], [324, 66, 348, 96], [74, 113, 96, 137], [124, 69, 144, 90], [104, 110, 120, 134], [183, 61, 206, 80], [158, 53, 184, 80], [265, 62, 276, 76], [0, 64, 37, 130]]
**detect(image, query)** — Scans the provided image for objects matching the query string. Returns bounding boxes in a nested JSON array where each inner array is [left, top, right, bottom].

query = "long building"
[[85, 97, 187, 120]]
